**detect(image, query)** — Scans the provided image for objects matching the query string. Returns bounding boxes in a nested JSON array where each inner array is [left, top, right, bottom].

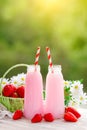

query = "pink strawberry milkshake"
[[45, 65, 65, 119], [24, 65, 44, 119]]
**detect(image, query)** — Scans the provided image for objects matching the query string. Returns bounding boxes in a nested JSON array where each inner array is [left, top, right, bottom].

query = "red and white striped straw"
[[34, 47, 40, 66], [46, 47, 54, 73]]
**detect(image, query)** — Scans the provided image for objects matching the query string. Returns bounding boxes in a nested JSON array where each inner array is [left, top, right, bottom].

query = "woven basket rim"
[[0, 95, 24, 100]]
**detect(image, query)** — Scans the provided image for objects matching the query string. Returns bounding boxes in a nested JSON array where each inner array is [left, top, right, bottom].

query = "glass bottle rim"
[[27, 64, 40, 72], [48, 65, 62, 70]]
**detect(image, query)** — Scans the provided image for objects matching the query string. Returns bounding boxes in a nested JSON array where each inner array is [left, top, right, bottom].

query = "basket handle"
[[0, 64, 29, 96]]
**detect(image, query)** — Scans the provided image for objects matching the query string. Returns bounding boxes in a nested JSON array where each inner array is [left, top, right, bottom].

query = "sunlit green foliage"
[[0, 0, 87, 91]]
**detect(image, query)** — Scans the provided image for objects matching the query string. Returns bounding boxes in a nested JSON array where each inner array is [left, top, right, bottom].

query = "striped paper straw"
[[46, 47, 54, 73], [34, 47, 40, 70]]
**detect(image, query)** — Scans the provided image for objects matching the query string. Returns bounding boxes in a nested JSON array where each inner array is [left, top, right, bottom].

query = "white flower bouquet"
[[64, 80, 87, 107]]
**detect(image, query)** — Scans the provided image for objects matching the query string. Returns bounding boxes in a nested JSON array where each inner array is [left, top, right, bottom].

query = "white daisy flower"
[[0, 78, 9, 88], [68, 99, 79, 107], [17, 73, 26, 86], [10, 73, 26, 87], [64, 80, 71, 87], [10, 76, 20, 87], [78, 92, 87, 105], [70, 81, 83, 97]]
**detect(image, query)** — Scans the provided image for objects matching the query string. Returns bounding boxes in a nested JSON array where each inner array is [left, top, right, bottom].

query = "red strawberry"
[[65, 107, 81, 118], [31, 114, 42, 123], [16, 86, 25, 98], [3, 84, 16, 97], [11, 92, 18, 98], [64, 112, 77, 122], [44, 113, 54, 122], [13, 110, 23, 120]]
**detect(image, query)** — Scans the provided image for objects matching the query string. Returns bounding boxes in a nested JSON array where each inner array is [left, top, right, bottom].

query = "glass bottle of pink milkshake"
[[45, 65, 64, 119], [24, 65, 44, 119]]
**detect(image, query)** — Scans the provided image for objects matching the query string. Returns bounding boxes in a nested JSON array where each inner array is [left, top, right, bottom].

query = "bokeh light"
[[0, 0, 87, 91]]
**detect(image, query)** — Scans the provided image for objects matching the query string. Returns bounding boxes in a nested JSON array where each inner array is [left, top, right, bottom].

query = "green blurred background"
[[0, 0, 87, 91]]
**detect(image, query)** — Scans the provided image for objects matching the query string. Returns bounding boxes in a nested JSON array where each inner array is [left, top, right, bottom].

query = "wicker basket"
[[0, 64, 29, 112]]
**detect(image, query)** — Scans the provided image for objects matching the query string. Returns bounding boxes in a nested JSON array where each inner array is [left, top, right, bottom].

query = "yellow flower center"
[[80, 96, 83, 101], [64, 81, 69, 85], [21, 77, 24, 81], [2, 82, 6, 85], [72, 101, 75, 106], [14, 81, 17, 84], [74, 85, 78, 89]]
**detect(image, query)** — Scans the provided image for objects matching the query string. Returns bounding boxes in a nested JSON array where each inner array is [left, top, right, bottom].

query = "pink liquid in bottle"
[[45, 65, 64, 119], [24, 65, 44, 119]]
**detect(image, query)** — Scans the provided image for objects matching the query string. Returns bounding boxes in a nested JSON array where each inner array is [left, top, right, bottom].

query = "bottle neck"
[[27, 65, 40, 72], [48, 65, 62, 73]]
